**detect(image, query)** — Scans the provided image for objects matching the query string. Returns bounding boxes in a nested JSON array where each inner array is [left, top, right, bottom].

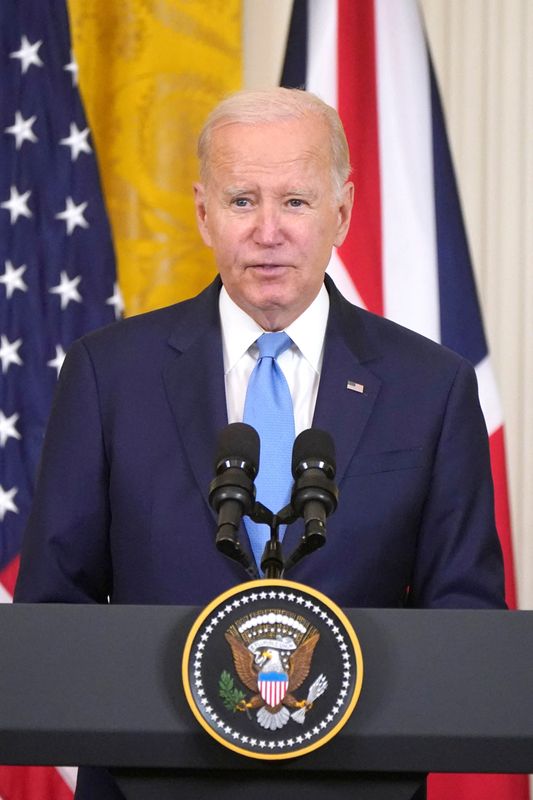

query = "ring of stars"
[[186, 585, 359, 754]]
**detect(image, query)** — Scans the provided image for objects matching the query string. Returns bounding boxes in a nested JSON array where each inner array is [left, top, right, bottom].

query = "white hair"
[[197, 87, 351, 198]]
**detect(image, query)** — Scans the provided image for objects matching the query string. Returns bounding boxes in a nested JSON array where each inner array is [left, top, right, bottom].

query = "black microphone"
[[208, 423, 260, 577], [284, 428, 339, 571]]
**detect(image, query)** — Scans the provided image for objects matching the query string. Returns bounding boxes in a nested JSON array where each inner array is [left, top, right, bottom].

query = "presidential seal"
[[182, 579, 363, 759]]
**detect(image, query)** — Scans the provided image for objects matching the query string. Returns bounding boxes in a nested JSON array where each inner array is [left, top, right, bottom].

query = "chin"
[[251, 291, 292, 314]]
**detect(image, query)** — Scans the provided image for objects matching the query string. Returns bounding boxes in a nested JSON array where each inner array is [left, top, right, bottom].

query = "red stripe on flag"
[[488, 426, 518, 609], [0, 555, 20, 598], [0, 766, 73, 800], [428, 771, 530, 800], [337, 0, 383, 315]]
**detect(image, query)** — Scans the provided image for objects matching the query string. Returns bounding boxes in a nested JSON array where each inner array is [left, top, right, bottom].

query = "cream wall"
[[243, 0, 533, 609]]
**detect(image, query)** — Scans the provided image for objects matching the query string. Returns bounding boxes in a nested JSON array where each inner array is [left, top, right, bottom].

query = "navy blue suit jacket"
[[15, 275, 505, 800], [15, 275, 504, 610]]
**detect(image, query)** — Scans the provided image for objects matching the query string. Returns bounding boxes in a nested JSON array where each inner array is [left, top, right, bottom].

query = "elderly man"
[[15, 88, 504, 797]]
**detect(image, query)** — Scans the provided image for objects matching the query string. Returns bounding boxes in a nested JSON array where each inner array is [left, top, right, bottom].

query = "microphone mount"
[[210, 425, 339, 581]]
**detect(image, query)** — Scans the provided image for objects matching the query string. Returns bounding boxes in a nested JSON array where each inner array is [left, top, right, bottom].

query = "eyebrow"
[[222, 186, 319, 200], [222, 186, 254, 197], [282, 189, 318, 199]]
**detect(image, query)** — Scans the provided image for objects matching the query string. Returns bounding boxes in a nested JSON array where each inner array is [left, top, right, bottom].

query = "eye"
[[232, 197, 251, 207], [287, 198, 305, 208]]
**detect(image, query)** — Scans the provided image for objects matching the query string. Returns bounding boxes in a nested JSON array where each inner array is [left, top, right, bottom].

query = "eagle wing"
[[224, 632, 258, 692], [287, 631, 320, 692]]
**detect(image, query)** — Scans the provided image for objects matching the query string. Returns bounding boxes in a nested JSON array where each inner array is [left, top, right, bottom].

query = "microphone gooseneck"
[[284, 428, 339, 572], [209, 423, 260, 577]]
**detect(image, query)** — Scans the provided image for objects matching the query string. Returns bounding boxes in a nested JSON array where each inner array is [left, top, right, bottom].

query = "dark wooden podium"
[[1, 604, 532, 799]]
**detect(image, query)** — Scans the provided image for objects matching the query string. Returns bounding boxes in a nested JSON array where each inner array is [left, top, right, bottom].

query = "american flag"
[[0, 1, 120, 796], [281, 1, 528, 799]]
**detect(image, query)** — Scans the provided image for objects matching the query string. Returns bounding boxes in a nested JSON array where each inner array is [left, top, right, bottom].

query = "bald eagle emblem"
[[221, 610, 328, 731]]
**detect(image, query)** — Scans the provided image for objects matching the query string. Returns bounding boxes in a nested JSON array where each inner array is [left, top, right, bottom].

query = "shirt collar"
[[219, 284, 330, 374], [219, 288, 263, 374]]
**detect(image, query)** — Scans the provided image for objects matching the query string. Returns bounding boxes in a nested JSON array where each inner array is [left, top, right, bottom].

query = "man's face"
[[194, 116, 353, 331]]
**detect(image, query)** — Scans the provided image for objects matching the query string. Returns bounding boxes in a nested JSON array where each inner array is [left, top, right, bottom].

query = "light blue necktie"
[[243, 332, 295, 568]]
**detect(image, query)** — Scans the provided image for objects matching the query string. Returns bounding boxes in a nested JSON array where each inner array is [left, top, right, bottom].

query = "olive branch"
[[219, 670, 245, 711]]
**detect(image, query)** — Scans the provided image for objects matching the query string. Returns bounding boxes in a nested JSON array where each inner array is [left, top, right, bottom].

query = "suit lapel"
[[282, 281, 382, 558], [161, 279, 259, 574], [282, 279, 383, 557], [313, 300, 382, 485], [162, 279, 227, 518]]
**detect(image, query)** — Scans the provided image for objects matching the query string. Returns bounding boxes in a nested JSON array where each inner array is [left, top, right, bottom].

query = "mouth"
[[246, 263, 291, 273]]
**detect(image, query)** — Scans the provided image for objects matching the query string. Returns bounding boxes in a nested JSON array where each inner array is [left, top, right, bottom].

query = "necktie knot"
[[256, 331, 292, 361]]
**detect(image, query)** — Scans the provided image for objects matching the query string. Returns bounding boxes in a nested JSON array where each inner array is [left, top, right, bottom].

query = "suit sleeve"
[[14, 339, 112, 603], [409, 358, 506, 609]]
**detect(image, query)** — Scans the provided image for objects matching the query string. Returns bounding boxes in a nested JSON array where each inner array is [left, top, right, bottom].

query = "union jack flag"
[[281, 2, 528, 799], [0, 1, 120, 796]]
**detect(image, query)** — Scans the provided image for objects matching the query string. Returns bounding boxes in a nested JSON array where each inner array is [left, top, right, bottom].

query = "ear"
[[333, 181, 355, 248], [193, 183, 212, 247]]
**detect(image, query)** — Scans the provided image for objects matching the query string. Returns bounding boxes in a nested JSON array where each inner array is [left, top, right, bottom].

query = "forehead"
[[205, 116, 332, 184]]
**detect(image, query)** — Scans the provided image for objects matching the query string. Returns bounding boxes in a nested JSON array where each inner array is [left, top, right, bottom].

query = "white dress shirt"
[[219, 285, 330, 435]]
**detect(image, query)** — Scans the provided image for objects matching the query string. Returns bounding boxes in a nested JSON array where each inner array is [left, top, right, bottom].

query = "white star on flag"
[[0, 261, 28, 299], [0, 485, 19, 522], [59, 122, 92, 161], [0, 335, 23, 374], [63, 50, 79, 86], [0, 411, 21, 448], [9, 35, 44, 74], [47, 344, 66, 378], [55, 196, 89, 235], [49, 271, 82, 309], [1, 185, 32, 225], [4, 111, 38, 150], [106, 282, 125, 320]]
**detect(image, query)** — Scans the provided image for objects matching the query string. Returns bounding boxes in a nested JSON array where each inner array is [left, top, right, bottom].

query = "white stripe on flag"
[[56, 766, 78, 791], [307, 0, 338, 107], [375, 0, 440, 342], [327, 249, 366, 308], [475, 355, 504, 437], [0, 583, 12, 604]]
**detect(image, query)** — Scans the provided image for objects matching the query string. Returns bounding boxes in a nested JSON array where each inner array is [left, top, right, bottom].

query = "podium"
[[1, 604, 532, 799]]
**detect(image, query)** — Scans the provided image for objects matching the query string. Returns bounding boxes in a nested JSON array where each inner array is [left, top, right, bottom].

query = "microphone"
[[209, 423, 260, 577], [284, 428, 339, 571]]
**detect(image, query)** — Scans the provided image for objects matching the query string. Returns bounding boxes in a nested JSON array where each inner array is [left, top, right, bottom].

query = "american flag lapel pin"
[[347, 380, 365, 394]]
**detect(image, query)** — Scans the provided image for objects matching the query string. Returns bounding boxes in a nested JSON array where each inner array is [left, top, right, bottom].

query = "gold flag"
[[68, 0, 242, 316]]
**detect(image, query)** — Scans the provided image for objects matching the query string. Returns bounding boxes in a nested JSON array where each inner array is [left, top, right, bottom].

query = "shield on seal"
[[258, 672, 289, 707]]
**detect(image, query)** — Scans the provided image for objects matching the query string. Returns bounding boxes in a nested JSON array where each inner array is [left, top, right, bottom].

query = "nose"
[[252, 204, 284, 247]]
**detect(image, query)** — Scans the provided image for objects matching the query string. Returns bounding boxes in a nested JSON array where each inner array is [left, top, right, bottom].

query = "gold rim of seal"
[[182, 578, 364, 760]]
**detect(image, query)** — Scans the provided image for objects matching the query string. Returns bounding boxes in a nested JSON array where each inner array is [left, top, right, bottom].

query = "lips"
[[246, 263, 291, 270]]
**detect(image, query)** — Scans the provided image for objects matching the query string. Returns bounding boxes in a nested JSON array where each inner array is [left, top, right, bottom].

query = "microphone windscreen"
[[291, 428, 336, 477], [214, 422, 260, 473]]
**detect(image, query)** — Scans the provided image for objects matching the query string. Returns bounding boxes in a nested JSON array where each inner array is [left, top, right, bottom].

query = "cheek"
[[208, 228, 239, 265], [208, 217, 248, 258], [299, 222, 337, 262]]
